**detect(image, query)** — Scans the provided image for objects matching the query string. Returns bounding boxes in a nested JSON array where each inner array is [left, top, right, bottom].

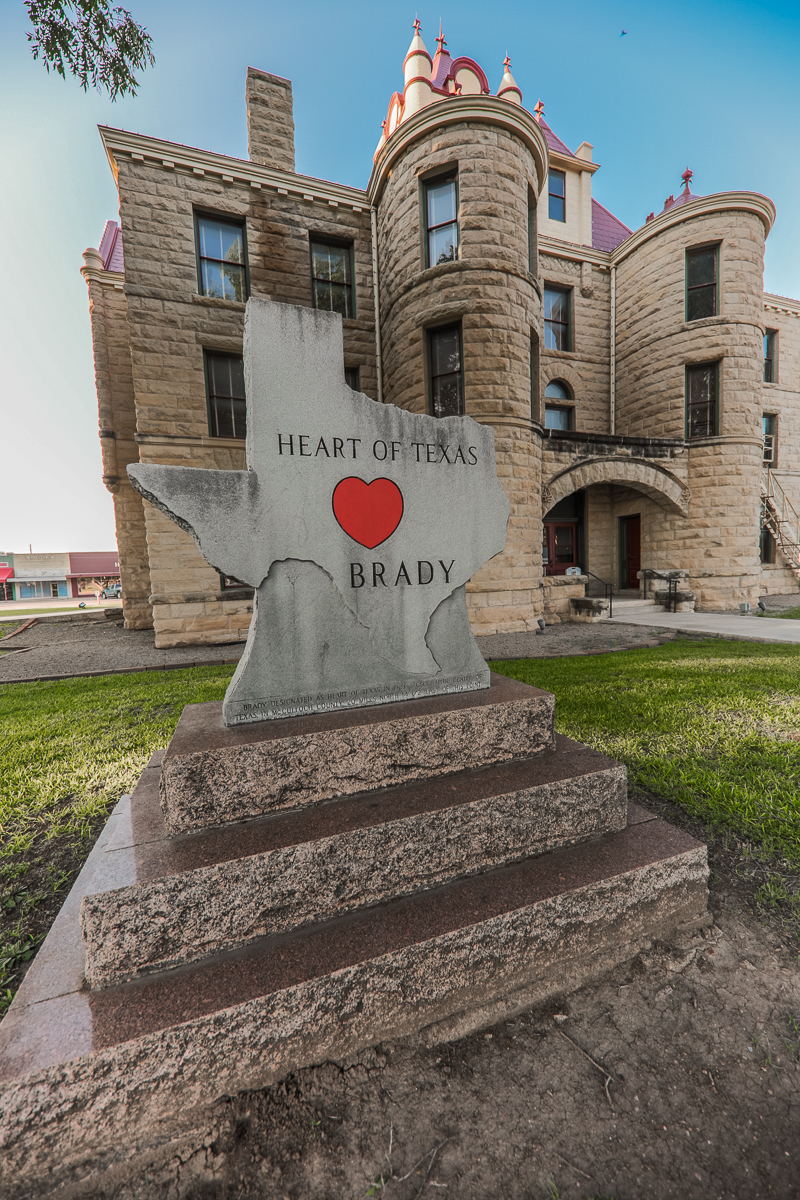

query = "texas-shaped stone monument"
[[129, 300, 509, 724]]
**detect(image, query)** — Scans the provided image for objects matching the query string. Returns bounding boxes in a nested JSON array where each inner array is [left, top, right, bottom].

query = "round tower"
[[369, 41, 549, 634]]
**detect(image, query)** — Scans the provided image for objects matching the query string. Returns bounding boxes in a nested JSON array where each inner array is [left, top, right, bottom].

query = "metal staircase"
[[761, 468, 800, 578]]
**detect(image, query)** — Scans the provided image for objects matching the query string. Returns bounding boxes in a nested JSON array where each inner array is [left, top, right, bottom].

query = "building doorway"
[[543, 490, 585, 575], [619, 514, 641, 589]]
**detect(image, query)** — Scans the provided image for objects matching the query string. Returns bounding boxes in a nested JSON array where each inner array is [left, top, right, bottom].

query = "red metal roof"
[[99, 221, 124, 272], [592, 198, 632, 252], [67, 552, 120, 576], [538, 117, 578, 160]]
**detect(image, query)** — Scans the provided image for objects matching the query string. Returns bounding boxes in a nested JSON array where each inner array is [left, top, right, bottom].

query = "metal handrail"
[[762, 467, 800, 572], [585, 570, 613, 618]]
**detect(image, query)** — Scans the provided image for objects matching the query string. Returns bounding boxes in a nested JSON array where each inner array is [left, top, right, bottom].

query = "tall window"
[[205, 352, 246, 439], [310, 240, 354, 318], [527, 190, 537, 272], [686, 362, 718, 439], [195, 214, 247, 302], [428, 324, 463, 418], [344, 367, 360, 391], [548, 169, 566, 222], [544, 380, 573, 430], [544, 286, 571, 351], [686, 245, 718, 321], [425, 175, 458, 266], [763, 413, 777, 466], [764, 330, 777, 382]]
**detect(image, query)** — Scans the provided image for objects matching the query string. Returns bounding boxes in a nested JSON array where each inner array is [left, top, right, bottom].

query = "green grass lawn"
[[0, 665, 234, 1013], [759, 605, 800, 620], [491, 638, 800, 864]]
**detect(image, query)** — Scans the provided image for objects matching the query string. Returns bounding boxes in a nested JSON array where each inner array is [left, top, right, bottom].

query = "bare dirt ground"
[[81, 862, 800, 1200]]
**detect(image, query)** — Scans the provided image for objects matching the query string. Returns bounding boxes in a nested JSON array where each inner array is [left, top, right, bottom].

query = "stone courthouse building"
[[82, 22, 800, 646]]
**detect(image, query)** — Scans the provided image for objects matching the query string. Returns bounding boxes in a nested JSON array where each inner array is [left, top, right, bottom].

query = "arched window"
[[544, 380, 574, 431]]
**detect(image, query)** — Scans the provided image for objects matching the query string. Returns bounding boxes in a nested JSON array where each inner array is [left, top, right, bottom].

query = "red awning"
[[0, 568, 12, 582]]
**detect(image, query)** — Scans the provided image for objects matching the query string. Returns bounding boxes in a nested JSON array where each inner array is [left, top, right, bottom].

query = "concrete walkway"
[[607, 608, 800, 643]]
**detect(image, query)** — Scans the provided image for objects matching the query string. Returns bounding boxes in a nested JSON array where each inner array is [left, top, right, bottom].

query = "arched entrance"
[[542, 457, 690, 588]]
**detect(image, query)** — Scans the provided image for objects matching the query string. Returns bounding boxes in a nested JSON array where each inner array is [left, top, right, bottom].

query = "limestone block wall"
[[111, 150, 376, 644], [612, 204, 769, 606], [614, 207, 767, 442], [83, 267, 152, 628], [761, 297, 800, 592], [375, 117, 544, 633], [539, 252, 611, 434], [541, 574, 586, 623]]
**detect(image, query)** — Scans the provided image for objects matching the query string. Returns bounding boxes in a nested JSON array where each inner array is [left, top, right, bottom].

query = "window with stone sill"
[[686, 244, 718, 322], [544, 286, 571, 351], [425, 175, 459, 267], [195, 213, 248, 303], [764, 330, 777, 383], [428, 323, 463, 419], [763, 413, 777, 466], [686, 362, 719, 439], [548, 169, 566, 222], [205, 351, 247, 440], [310, 238, 355, 319]]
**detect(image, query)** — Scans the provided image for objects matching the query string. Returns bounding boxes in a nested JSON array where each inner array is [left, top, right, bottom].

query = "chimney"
[[246, 68, 295, 172]]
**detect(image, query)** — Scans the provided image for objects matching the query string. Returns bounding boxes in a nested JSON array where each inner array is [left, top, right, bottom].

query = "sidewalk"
[[608, 608, 800, 643]]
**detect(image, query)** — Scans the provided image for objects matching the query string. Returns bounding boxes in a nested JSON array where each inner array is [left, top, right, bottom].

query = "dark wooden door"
[[543, 522, 578, 575], [620, 515, 641, 589]]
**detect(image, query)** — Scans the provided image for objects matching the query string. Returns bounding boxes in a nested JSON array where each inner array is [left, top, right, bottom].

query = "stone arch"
[[541, 360, 582, 395], [542, 456, 690, 516]]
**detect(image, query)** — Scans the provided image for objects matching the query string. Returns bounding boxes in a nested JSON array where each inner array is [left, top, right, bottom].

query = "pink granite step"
[[0, 808, 708, 1197], [159, 672, 555, 833], [81, 734, 627, 986]]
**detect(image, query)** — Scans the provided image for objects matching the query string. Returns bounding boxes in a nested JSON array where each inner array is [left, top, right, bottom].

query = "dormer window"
[[425, 175, 459, 266], [548, 169, 566, 222]]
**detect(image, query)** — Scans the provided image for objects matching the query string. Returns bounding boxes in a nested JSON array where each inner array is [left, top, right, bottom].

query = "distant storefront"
[[11, 552, 70, 599], [0, 551, 120, 601], [0, 553, 14, 601]]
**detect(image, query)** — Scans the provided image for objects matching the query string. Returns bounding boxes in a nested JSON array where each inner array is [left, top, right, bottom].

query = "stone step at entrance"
[[0, 798, 707, 1193], [81, 735, 627, 987]]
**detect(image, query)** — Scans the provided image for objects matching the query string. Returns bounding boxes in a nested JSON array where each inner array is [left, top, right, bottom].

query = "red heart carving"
[[332, 477, 404, 549]]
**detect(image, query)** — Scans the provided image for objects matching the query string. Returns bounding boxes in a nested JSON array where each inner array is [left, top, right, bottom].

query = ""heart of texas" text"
[[278, 435, 479, 465]]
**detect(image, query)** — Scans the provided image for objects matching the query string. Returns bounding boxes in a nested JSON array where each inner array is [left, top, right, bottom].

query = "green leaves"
[[25, 0, 154, 99]]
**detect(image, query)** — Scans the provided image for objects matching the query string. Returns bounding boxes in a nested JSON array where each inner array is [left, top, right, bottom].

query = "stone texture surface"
[[0, 810, 707, 1198], [81, 734, 626, 987], [159, 674, 556, 832], [130, 300, 509, 722]]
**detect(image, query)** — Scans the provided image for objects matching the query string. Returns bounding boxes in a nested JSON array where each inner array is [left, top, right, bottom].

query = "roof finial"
[[503, 54, 512, 71], [534, 98, 545, 121], [436, 20, 447, 52], [681, 166, 693, 190], [413, 15, 421, 35]]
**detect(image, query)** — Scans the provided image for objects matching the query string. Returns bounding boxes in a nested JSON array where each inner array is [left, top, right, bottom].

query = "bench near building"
[[82, 23, 800, 648]]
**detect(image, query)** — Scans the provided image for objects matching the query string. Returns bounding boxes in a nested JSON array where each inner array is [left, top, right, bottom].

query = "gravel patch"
[[478, 621, 674, 660], [0, 615, 243, 683]]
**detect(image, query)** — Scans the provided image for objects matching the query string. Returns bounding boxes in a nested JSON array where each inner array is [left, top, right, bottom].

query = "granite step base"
[[81, 735, 628, 987], [159, 672, 555, 833], [0, 803, 708, 1198]]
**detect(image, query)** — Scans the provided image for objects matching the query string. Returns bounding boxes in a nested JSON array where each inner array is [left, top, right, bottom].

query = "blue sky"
[[1, 0, 799, 551]]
